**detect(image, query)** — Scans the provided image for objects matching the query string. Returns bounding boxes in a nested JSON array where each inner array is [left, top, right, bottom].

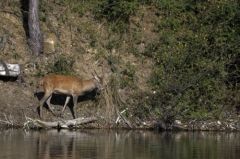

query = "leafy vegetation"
[[95, 0, 139, 32], [69, 0, 239, 121], [49, 55, 74, 75], [36, 0, 240, 122], [140, 0, 240, 121]]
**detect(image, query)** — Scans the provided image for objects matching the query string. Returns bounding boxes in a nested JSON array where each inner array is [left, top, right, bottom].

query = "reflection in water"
[[0, 129, 239, 159]]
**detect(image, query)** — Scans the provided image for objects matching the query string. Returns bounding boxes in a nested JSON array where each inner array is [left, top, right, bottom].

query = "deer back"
[[41, 75, 82, 94], [40, 74, 97, 95]]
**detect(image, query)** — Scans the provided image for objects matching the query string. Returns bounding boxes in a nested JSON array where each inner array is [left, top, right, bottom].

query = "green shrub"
[[49, 56, 74, 75], [120, 62, 136, 88], [95, 0, 138, 32], [53, 0, 100, 16], [142, 0, 240, 120]]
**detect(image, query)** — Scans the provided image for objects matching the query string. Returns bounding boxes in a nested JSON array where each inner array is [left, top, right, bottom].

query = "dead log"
[[0, 61, 20, 77], [24, 117, 97, 129]]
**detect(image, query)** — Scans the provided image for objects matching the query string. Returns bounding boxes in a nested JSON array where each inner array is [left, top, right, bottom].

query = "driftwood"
[[0, 60, 20, 77], [24, 117, 97, 129], [115, 108, 132, 128]]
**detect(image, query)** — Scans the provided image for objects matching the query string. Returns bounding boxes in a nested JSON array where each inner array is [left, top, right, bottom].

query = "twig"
[[115, 108, 128, 123], [115, 108, 132, 128], [0, 113, 14, 126]]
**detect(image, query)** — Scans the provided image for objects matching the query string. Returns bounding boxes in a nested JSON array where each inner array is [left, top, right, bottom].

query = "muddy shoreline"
[[1, 117, 240, 131]]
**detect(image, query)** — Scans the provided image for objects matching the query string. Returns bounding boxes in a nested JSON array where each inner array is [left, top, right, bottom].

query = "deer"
[[38, 72, 103, 119]]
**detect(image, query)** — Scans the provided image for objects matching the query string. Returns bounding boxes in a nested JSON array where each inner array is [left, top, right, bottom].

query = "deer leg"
[[45, 95, 56, 116], [61, 96, 71, 115], [39, 92, 52, 118], [72, 95, 78, 119]]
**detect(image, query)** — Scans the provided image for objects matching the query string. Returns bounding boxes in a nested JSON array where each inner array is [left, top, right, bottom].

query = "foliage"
[[36, 0, 240, 122], [120, 62, 136, 88], [141, 0, 240, 121], [64, 0, 239, 121], [95, 0, 139, 32], [54, 0, 100, 16], [49, 55, 74, 75]]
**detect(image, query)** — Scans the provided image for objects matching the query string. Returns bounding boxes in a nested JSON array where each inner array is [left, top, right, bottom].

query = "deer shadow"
[[34, 90, 99, 118]]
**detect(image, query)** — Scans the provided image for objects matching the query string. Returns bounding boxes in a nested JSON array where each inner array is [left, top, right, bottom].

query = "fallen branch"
[[115, 108, 128, 124], [0, 61, 20, 77], [115, 108, 132, 128], [0, 113, 15, 127], [24, 117, 97, 129]]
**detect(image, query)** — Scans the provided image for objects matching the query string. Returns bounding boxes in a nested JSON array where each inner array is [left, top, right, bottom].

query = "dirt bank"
[[0, 1, 239, 130]]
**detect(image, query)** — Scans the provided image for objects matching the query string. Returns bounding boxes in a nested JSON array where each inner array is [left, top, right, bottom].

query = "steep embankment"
[[0, 0, 154, 128], [0, 0, 239, 130]]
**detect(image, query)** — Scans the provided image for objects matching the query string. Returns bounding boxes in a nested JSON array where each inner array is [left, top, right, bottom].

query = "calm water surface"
[[0, 129, 239, 159]]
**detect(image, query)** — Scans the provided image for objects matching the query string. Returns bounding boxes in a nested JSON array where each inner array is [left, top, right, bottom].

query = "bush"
[[49, 56, 74, 75], [142, 0, 240, 120], [95, 0, 138, 32]]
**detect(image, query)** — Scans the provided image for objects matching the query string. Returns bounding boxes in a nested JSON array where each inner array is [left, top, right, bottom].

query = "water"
[[0, 129, 239, 159]]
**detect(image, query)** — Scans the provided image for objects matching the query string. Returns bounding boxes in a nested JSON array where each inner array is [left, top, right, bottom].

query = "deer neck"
[[81, 79, 96, 93]]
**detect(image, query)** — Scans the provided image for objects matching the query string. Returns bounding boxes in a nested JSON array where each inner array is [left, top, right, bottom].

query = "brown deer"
[[38, 72, 103, 119]]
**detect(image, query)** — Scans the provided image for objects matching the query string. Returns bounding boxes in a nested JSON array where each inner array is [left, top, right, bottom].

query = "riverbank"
[[0, 79, 239, 131], [0, 1, 239, 131]]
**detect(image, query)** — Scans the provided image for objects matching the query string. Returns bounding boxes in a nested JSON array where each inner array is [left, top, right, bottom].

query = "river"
[[0, 129, 239, 159]]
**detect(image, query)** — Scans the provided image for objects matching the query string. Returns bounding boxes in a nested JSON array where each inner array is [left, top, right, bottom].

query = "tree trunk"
[[28, 0, 42, 55]]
